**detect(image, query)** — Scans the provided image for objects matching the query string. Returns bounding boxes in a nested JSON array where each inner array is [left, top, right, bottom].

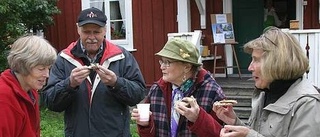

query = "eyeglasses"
[[260, 26, 281, 47], [262, 34, 277, 47], [158, 60, 178, 67], [263, 26, 280, 33]]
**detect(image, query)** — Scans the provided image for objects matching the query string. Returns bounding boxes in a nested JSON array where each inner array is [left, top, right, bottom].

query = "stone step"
[[233, 106, 252, 119], [226, 95, 251, 107], [222, 86, 254, 97], [215, 77, 254, 120], [216, 77, 255, 97]]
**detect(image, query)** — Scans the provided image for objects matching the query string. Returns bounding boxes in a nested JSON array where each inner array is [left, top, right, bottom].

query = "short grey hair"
[[7, 36, 57, 75]]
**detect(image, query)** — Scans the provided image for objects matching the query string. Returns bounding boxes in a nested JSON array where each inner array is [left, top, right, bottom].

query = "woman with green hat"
[[131, 38, 225, 137]]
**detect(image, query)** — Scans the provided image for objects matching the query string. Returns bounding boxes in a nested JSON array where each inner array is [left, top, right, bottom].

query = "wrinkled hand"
[[131, 108, 151, 126], [212, 103, 237, 125], [175, 96, 199, 123], [95, 65, 117, 87], [70, 66, 91, 88], [220, 125, 249, 137]]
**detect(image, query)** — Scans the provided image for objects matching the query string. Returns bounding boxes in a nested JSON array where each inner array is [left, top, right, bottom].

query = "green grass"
[[130, 119, 139, 137], [40, 108, 64, 137], [40, 108, 139, 136]]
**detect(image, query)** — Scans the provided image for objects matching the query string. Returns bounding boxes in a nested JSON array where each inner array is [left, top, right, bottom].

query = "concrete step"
[[214, 77, 254, 120], [223, 87, 254, 97], [234, 106, 252, 119], [216, 77, 255, 97], [227, 95, 251, 107]]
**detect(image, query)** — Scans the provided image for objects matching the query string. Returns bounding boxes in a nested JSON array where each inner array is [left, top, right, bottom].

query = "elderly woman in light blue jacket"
[[213, 26, 320, 137]]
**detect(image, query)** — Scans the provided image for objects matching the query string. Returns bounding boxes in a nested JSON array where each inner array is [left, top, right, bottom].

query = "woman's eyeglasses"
[[158, 60, 178, 67], [262, 34, 277, 47], [260, 26, 281, 47]]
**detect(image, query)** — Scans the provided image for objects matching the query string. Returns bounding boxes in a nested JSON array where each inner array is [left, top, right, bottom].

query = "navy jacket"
[[43, 40, 146, 137]]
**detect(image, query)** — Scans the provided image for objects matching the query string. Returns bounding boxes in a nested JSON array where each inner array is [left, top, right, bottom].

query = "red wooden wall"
[[304, 0, 320, 29], [45, 0, 319, 87], [131, 0, 178, 87], [45, 0, 81, 51]]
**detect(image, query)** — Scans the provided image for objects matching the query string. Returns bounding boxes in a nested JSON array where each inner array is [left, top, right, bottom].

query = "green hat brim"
[[155, 48, 202, 66]]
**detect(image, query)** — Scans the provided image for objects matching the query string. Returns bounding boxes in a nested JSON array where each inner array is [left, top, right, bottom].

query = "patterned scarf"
[[171, 79, 194, 137]]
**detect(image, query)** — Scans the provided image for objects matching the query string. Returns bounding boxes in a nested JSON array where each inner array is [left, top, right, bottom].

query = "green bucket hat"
[[155, 38, 202, 66]]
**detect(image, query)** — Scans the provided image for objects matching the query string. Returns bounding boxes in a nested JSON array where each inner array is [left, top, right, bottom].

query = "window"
[[82, 0, 134, 51]]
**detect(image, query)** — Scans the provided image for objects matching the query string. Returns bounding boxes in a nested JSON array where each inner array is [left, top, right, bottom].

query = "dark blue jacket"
[[43, 40, 146, 137]]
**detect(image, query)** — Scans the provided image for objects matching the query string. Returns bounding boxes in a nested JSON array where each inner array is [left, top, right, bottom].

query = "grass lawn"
[[40, 108, 139, 137], [40, 108, 64, 137]]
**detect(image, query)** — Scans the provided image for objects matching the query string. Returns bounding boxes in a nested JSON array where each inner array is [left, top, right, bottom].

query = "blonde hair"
[[244, 26, 309, 81], [7, 36, 57, 75]]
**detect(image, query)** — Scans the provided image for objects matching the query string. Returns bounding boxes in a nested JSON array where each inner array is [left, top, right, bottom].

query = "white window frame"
[[81, 0, 135, 51]]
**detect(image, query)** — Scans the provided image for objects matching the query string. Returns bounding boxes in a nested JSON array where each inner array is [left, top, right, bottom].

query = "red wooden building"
[[45, 0, 320, 87]]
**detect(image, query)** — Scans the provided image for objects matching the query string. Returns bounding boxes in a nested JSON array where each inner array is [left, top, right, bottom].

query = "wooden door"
[[232, 0, 264, 74]]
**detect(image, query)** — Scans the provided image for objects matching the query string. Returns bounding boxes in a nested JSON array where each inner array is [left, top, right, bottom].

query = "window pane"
[[111, 21, 126, 40], [110, 1, 123, 20], [110, 0, 126, 40], [90, 0, 105, 12]]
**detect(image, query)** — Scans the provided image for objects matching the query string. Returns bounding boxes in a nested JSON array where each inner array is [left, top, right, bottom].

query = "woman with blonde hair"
[[0, 36, 57, 137], [214, 26, 320, 137]]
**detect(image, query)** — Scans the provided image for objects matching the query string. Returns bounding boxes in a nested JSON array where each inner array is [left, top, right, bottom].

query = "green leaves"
[[0, 0, 60, 72], [21, 0, 60, 31]]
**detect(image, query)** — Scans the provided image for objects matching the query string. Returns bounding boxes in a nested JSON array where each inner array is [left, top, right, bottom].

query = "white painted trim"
[[223, 0, 233, 74], [195, 0, 206, 29], [82, 0, 90, 9], [296, 0, 304, 29], [223, 0, 232, 13], [195, 0, 204, 15], [177, 0, 191, 32]]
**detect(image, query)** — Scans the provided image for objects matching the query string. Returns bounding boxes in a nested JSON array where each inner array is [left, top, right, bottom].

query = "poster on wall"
[[211, 13, 236, 44]]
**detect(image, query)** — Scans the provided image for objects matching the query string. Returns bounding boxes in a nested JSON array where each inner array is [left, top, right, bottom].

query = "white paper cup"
[[137, 103, 150, 121]]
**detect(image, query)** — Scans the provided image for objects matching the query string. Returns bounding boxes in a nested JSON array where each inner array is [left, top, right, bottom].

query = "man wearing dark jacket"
[[43, 7, 146, 137]]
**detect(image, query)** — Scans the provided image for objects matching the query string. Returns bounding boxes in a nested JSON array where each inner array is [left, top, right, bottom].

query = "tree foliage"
[[0, 0, 60, 72], [21, 0, 61, 32]]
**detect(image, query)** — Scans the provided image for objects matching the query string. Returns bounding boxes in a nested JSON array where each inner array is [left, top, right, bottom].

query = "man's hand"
[[70, 66, 91, 88], [95, 65, 117, 87]]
